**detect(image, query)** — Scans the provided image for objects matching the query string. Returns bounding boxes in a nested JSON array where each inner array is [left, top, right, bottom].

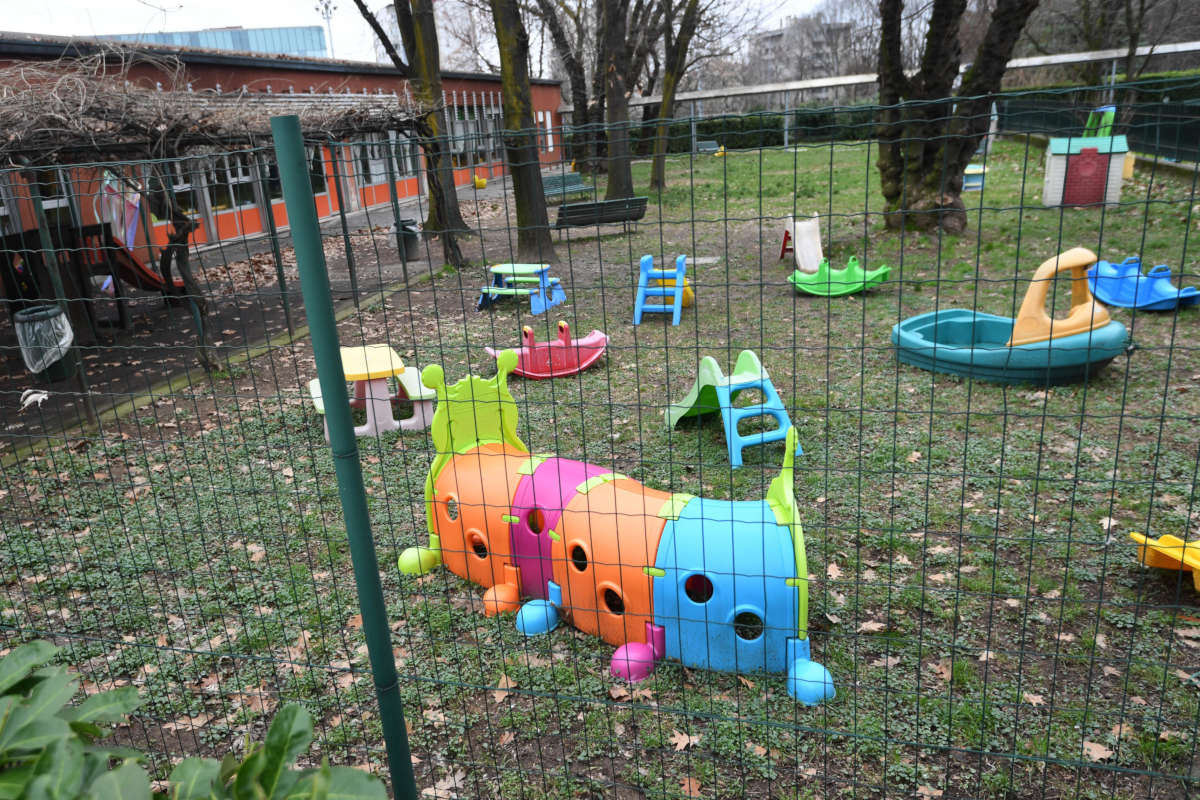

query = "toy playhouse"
[[1043, 135, 1128, 207]]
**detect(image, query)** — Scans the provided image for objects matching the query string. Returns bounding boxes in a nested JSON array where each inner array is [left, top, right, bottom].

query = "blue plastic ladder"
[[634, 254, 686, 325], [716, 375, 799, 468]]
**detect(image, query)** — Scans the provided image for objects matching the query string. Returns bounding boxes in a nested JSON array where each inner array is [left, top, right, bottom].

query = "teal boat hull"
[[892, 308, 1128, 385]]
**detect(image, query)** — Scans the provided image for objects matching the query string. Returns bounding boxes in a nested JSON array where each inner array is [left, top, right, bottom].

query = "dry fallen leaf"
[[1094, 634, 1108, 650], [422, 769, 466, 799], [498, 731, 515, 746], [608, 684, 631, 702], [931, 660, 953, 682], [1102, 666, 1121, 678], [738, 675, 756, 689], [916, 786, 944, 799], [827, 563, 843, 580], [670, 729, 702, 751], [680, 777, 703, 798], [747, 743, 767, 757], [1004, 598, 1021, 608], [346, 614, 363, 630], [1023, 692, 1045, 707], [1082, 741, 1113, 762], [1111, 722, 1134, 740], [1098, 516, 1116, 531], [907, 450, 922, 463], [1056, 632, 1076, 643], [871, 655, 901, 669], [492, 674, 517, 703], [858, 620, 885, 633], [978, 650, 994, 663]]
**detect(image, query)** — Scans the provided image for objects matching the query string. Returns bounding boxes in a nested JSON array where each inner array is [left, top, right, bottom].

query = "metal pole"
[[26, 168, 96, 425], [691, 100, 698, 153], [269, 114, 419, 800], [254, 151, 294, 338], [383, 134, 410, 285], [326, 139, 359, 307]]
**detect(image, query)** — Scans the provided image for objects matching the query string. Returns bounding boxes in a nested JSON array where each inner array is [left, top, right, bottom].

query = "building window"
[[263, 157, 283, 202], [34, 169, 74, 233], [170, 161, 201, 217], [309, 146, 327, 194], [219, 154, 257, 209], [357, 134, 389, 185], [400, 134, 421, 176]]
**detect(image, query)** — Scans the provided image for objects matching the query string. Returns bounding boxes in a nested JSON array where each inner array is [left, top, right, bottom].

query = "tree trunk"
[[352, 0, 467, 266], [876, 0, 1039, 233], [650, 0, 701, 191], [602, 0, 636, 200], [146, 165, 218, 371], [532, 0, 592, 169], [490, 0, 559, 263]]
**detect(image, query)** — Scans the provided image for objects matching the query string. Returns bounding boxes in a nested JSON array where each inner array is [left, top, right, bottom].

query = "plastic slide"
[[1130, 532, 1200, 590]]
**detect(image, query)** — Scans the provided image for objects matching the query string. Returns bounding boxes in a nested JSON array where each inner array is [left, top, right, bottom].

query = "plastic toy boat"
[[788, 256, 889, 297], [892, 248, 1128, 385], [485, 321, 608, 379], [1087, 257, 1200, 311]]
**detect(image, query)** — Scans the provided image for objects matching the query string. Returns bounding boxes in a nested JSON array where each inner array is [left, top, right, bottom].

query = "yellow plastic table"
[[340, 345, 405, 436]]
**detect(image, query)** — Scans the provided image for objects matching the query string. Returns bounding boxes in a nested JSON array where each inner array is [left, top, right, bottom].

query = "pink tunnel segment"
[[508, 457, 608, 598]]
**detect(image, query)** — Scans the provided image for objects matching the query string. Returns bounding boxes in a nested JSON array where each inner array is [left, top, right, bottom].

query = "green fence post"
[[254, 150, 295, 338], [24, 166, 97, 425], [269, 114, 419, 800]]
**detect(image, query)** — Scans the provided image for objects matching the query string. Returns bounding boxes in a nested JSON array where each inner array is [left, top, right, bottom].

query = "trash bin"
[[14, 304, 77, 383], [395, 219, 420, 260]]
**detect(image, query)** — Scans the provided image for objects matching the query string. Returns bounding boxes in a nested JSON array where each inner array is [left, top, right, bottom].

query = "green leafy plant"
[[0, 640, 142, 799], [0, 642, 385, 800], [168, 703, 385, 800]]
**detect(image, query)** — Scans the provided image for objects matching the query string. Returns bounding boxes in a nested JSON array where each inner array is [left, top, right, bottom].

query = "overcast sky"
[[5, 0, 820, 65]]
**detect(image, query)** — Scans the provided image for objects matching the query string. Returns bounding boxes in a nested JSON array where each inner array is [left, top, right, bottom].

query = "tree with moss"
[[354, 0, 471, 265], [876, 0, 1040, 233], [488, 0, 559, 263]]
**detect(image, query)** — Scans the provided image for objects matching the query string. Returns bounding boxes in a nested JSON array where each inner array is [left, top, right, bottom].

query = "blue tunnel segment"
[[652, 497, 798, 674]]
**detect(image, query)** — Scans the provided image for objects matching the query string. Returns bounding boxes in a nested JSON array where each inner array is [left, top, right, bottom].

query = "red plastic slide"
[[77, 226, 184, 293]]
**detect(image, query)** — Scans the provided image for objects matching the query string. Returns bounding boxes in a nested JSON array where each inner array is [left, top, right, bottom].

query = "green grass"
[[4, 140, 1200, 798]]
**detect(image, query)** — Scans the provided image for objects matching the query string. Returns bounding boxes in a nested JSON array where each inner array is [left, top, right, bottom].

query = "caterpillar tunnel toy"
[[398, 351, 835, 704]]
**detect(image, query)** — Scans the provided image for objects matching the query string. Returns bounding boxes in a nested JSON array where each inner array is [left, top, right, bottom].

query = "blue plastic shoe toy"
[[1087, 257, 1200, 311]]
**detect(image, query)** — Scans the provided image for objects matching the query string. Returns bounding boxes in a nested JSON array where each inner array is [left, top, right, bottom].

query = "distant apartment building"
[[100, 26, 328, 59], [746, 16, 853, 93]]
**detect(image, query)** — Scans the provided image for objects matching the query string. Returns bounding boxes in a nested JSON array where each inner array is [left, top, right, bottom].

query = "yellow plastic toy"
[[651, 275, 694, 307], [714, 145, 727, 157], [474, 175, 487, 189], [1130, 532, 1200, 590], [1007, 247, 1111, 346]]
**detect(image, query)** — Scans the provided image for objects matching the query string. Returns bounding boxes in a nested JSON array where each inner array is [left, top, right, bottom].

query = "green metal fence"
[[2, 82, 1199, 800]]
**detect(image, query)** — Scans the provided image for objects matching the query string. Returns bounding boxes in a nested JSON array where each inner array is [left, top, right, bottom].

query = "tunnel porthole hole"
[[684, 574, 714, 604], [570, 545, 588, 572], [603, 588, 625, 615], [468, 532, 488, 560], [445, 497, 459, 521], [527, 507, 545, 534], [734, 611, 764, 641]]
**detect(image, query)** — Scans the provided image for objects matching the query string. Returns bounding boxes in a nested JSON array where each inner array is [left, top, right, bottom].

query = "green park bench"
[[553, 196, 648, 237]]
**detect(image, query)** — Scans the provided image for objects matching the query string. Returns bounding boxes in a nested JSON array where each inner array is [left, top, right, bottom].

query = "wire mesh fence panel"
[[2, 80, 1199, 800]]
